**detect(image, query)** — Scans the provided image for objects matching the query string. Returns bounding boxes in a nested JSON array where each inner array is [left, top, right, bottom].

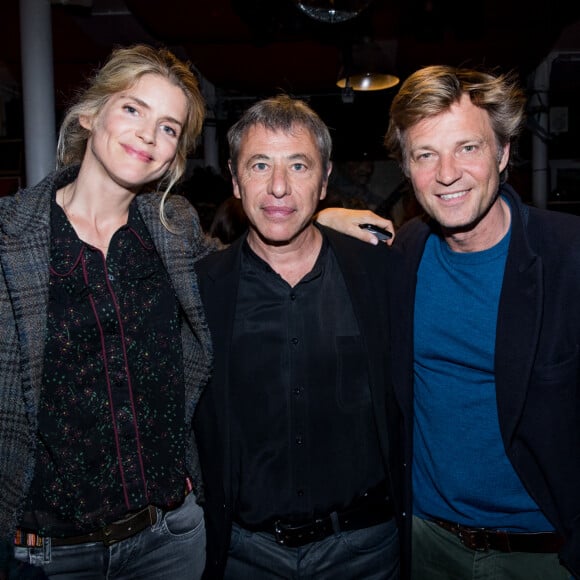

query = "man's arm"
[[315, 207, 395, 245]]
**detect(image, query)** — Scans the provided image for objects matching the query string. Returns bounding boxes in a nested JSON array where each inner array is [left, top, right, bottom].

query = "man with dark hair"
[[194, 95, 401, 579]]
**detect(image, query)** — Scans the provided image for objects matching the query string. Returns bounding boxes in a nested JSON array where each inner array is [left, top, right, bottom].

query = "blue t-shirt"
[[412, 222, 553, 532]]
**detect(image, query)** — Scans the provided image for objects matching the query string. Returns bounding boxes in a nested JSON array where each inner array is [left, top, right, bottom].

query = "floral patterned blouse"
[[23, 195, 188, 536]]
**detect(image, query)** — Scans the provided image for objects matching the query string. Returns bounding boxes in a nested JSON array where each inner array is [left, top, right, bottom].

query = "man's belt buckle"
[[273, 519, 325, 547], [458, 527, 490, 551], [273, 520, 287, 545]]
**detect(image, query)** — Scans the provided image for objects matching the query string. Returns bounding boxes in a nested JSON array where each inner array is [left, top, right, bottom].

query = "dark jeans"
[[13, 492, 206, 580], [412, 516, 571, 580], [225, 518, 399, 580]]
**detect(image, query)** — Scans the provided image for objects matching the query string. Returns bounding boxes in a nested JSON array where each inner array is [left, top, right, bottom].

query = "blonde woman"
[[1, 44, 219, 579]]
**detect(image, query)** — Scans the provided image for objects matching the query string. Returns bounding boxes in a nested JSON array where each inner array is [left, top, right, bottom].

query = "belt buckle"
[[458, 527, 490, 551], [274, 520, 307, 545], [273, 519, 325, 547], [273, 520, 291, 545], [101, 525, 118, 547]]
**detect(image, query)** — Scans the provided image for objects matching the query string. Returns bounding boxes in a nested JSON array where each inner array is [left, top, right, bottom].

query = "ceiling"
[[1, 0, 580, 161]]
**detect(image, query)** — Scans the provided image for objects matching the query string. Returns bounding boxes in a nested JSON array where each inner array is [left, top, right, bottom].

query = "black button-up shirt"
[[23, 196, 186, 536], [231, 233, 385, 526]]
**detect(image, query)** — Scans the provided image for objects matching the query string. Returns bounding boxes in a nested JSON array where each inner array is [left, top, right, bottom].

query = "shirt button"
[[290, 293, 296, 300], [293, 386, 303, 397], [291, 337, 299, 345], [295, 435, 303, 445], [297, 489, 304, 497]]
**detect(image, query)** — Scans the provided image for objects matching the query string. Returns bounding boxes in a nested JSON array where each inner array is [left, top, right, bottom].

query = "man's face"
[[405, 94, 509, 238], [231, 124, 330, 247]]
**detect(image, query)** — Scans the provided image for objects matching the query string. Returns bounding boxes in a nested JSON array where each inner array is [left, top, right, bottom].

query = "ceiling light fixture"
[[336, 38, 400, 92], [294, 0, 374, 24], [336, 72, 399, 91]]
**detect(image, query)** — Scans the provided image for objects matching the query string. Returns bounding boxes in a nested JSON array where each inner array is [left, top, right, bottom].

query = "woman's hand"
[[315, 207, 395, 245]]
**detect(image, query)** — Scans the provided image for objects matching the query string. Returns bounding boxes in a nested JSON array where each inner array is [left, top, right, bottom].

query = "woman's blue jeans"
[[13, 491, 206, 580]]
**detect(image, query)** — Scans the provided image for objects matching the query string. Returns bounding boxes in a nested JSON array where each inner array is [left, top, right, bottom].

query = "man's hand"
[[315, 207, 395, 245]]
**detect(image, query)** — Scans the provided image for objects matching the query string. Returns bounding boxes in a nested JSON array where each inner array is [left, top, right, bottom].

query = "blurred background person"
[[208, 196, 248, 244], [180, 165, 233, 234]]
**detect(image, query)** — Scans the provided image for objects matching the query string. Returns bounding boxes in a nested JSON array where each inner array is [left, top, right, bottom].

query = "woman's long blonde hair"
[[57, 44, 206, 225]]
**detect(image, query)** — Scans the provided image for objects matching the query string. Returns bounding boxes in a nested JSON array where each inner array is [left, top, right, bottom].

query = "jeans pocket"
[[158, 491, 205, 538], [341, 519, 399, 555]]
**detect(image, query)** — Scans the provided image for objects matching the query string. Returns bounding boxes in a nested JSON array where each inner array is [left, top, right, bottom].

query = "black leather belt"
[[15, 505, 157, 548], [241, 485, 394, 548], [16, 477, 194, 549], [432, 518, 564, 553]]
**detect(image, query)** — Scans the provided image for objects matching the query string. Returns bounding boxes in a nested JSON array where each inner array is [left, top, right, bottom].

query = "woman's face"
[[80, 73, 188, 191]]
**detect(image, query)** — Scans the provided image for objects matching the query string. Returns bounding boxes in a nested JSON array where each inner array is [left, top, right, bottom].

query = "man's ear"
[[319, 161, 333, 201], [229, 160, 242, 200], [232, 179, 242, 200], [499, 143, 510, 173]]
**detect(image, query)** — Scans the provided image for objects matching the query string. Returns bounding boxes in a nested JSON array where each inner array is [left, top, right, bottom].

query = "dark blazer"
[[194, 225, 403, 579], [0, 166, 216, 545], [390, 183, 580, 577]]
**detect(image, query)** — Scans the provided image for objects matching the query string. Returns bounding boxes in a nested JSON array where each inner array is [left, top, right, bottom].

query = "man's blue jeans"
[[225, 518, 400, 579], [13, 491, 206, 579]]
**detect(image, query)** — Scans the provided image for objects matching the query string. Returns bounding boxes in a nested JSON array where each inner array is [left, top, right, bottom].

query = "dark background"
[[1, 0, 579, 213]]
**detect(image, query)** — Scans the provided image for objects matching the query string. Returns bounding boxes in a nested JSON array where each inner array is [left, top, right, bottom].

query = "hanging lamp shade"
[[336, 72, 399, 91], [337, 38, 399, 92]]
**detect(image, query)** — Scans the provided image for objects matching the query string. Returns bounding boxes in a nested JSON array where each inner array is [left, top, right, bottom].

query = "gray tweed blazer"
[[0, 165, 216, 542]]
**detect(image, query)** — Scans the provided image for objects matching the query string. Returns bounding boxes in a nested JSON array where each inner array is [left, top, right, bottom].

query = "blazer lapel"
[[494, 193, 543, 443], [197, 237, 245, 503], [324, 228, 390, 456], [390, 221, 428, 419]]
